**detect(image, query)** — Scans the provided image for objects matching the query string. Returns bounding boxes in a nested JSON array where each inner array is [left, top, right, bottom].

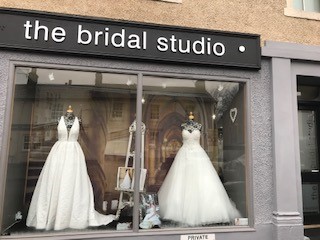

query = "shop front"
[[0, 8, 307, 240], [263, 42, 320, 240]]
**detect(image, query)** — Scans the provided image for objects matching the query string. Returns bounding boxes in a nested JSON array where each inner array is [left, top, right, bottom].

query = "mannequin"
[[63, 105, 76, 129], [181, 112, 202, 132], [158, 112, 241, 226], [27, 105, 114, 230]]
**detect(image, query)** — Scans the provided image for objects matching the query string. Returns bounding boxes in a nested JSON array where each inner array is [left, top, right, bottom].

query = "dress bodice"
[[181, 120, 202, 132], [182, 129, 201, 145], [57, 116, 79, 142]]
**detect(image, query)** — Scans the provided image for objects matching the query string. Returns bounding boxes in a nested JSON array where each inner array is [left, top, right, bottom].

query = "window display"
[[139, 193, 161, 229], [158, 112, 241, 226], [1, 66, 248, 237], [141, 76, 247, 229], [26, 106, 115, 230]]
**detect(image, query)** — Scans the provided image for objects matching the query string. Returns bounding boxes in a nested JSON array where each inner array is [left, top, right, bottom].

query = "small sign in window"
[[180, 234, 215, 240]]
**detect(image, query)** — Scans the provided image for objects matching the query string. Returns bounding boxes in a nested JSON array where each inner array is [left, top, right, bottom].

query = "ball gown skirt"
[[26, 116, 114, 230], [158, 129, 241, 226]]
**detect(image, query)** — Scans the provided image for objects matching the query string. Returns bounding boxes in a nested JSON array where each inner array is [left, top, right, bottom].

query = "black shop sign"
[[0, 9, 261, 69]]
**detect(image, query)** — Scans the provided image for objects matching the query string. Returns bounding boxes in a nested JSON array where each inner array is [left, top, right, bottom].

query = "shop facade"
[[0, 7, 318, 240]]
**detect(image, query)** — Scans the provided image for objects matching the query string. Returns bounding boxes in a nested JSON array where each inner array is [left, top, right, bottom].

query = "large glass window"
[[1, 66, 249, 237], [1, 67, 137, 235], [140, 76, 247, 230]]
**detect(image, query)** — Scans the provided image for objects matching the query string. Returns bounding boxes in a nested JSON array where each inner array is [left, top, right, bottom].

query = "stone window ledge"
[[284, 7, 320, 20]]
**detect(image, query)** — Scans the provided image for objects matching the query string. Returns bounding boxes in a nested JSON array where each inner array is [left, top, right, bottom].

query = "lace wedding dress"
[[26, 116, 114, 230], [158, 129, 241, 226]]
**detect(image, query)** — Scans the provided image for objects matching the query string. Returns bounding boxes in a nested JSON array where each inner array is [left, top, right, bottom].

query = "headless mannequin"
[[63, 105, 75, 130], [181, 112, 202, 132]]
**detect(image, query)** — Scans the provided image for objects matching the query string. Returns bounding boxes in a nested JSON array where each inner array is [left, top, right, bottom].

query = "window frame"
[[285, 0, 320, 20], [156, 0, 182, 3], [0, 59, 254, 238]]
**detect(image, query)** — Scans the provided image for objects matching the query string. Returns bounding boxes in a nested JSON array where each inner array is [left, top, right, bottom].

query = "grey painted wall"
[[0, 50, 276, 240]]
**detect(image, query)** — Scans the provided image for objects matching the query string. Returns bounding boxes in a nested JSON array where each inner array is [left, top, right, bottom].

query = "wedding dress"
[[120, 170, 132, 189], [158, 128, 241, 226], [26, 116, 114, 230]]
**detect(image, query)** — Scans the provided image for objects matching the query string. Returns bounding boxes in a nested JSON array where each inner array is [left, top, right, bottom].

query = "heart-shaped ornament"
[[230, 108, 237, 123]]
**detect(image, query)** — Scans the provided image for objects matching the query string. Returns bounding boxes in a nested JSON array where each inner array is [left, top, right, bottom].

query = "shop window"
[[1, 66, 249, 237], [141, 76, 248, 230], [22, 135, 30, 151], [50, 102, 63, 122], [150, 104, 160, 120], [1, 67, 137, 235], [112, 101, 124, 119], [285, 0, 320, 20]]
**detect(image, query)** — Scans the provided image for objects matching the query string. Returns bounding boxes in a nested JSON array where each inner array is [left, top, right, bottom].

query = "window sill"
[[284, 7, 320, 21], [155, 0, 182, 3], [0, 226, 255, 240]]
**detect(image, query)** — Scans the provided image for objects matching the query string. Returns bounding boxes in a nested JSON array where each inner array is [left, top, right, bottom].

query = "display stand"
[[115, 120, 146, 220]]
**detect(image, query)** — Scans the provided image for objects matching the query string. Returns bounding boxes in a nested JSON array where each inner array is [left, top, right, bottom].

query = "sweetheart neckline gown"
[[26, 116, 114, 230], [158, 129, 241, 226]]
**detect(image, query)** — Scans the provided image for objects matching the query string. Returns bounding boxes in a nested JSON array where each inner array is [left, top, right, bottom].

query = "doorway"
[[297, 75, 320, 240]]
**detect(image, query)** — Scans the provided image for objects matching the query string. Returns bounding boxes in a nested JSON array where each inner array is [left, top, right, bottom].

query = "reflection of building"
[[14, 68, 246, 222], [141, 84, 246, 216]]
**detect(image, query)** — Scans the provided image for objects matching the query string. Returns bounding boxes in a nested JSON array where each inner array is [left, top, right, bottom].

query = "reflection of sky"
[[14, 68, 239, 111], [102, 73, 137, 86], [15, 67, 96, 85], [15, 67, 238, 94], [143, 76, 196, 88], [15, 67, 137, 86]]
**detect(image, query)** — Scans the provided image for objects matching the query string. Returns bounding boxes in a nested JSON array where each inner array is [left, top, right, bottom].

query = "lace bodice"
[[181, 120, 202, 132], [182, 129, 201, 145], [57, 116, 79, 142]]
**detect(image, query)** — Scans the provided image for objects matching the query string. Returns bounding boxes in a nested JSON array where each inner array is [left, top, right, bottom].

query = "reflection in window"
[[302, 183, 320, 213], [112, 101, 124, 118], [2, 67, 137, 235], [298, 110, 319, 172], [150, 104, 160, 120], [23, 135, 30, 150], [1, 67, 249, 237], [141, 76, 247, 229], [50, 102, 63, 121]]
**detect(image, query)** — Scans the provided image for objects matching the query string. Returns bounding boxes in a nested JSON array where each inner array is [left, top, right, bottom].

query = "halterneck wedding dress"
[[158, 128, 241, 226], [26, 116, 114, 230]]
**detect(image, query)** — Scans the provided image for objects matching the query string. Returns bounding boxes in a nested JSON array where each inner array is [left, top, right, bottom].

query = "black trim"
[[0, 7, 261, 69]]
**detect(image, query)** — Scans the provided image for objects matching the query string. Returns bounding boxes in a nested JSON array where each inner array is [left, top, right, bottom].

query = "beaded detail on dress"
[[181, 120, 202, 132]]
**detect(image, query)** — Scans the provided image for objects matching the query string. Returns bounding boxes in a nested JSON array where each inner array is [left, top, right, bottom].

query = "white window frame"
[[112, 101, 124, 119], [285, 0, 320, 20], [156, 0, 182, 3]]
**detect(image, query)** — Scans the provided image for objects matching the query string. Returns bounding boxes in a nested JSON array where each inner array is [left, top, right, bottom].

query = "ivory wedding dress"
[[158, 129, 241, 226], [26, 116, 114, 230]]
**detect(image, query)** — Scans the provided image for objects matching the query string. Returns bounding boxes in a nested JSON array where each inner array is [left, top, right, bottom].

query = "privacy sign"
[[0, 9, 261, 68]]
